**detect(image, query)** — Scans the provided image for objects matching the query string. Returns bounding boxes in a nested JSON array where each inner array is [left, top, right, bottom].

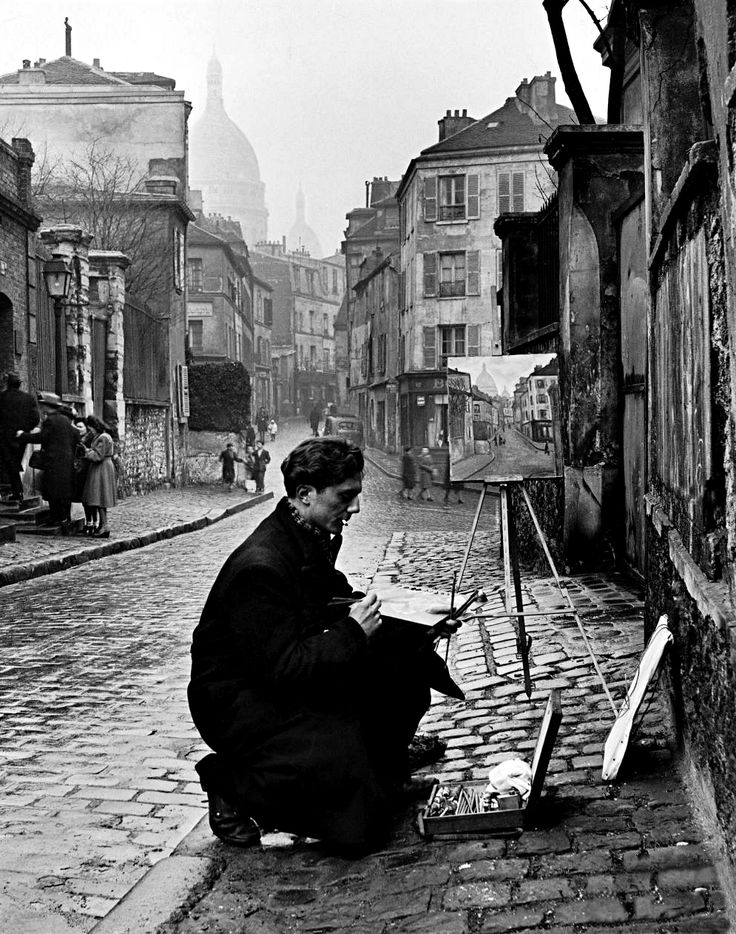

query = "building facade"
[[251, 242, 345, 415], [396, 76, 572, 450]]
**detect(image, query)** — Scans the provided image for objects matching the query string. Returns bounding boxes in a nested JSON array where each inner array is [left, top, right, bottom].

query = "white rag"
[[485, 758, 532, 800]]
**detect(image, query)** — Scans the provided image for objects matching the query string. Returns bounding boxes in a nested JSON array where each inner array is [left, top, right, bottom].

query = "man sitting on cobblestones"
[[188, 437, 454, 854]]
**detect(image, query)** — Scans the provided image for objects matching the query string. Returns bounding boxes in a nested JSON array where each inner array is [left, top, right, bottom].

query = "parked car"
[[323, 414, 365, 449]]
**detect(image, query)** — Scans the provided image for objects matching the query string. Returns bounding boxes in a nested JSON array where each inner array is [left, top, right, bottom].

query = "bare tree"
[[33, 140, 173, 309]]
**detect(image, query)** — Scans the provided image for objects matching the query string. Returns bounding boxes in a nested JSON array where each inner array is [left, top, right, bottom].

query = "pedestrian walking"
[[441, 440, 463, 506], [252, 440, 270, 493], [72, 417, 95, 533], [188, 437, 462, 855], [243, 444, 256, 492], [82, 415, 117, 538], [0, 372, 39, 502], [17, 392, 76, 531], [309, 405, 321, 437], [417, 446, 436, 501], [256, 408, 269, 444], [268, 417, 278, 443], [400, 446, 416, 500], [219, 442, 244, 491]]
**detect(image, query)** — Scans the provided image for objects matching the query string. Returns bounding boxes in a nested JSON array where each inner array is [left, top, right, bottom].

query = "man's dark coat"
[[188, 497, 433, 848], [18, 410, 76, 501], [0, 387, 40, 491]]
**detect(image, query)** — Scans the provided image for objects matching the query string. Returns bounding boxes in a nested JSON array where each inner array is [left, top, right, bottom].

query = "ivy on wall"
[[188, 361, 252, 432]]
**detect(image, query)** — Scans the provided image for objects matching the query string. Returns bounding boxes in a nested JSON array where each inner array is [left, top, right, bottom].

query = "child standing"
[[219, 442, 243, 491], [268, 417, 278, 443]]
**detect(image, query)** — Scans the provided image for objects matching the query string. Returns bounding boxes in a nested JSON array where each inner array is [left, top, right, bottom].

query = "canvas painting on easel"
[[447, 354, 562, 483]]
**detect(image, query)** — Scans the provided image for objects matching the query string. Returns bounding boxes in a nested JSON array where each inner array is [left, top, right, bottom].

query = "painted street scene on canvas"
[[0, 1, 735, 932]]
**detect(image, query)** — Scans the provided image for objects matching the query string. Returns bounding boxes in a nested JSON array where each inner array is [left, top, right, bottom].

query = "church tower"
[[189, 53, 268, 245], [287, 186, 322, 258]]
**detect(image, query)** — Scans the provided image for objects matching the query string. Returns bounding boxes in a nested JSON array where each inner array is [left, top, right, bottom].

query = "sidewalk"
[[93, 544, 731, 933]]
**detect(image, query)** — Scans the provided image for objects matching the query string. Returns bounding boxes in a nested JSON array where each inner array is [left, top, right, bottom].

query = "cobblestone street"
[[0, 428, 730, 932]]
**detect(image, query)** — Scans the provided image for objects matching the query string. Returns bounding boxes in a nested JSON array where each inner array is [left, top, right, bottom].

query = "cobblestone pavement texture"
[[0, 422, 729, 932]]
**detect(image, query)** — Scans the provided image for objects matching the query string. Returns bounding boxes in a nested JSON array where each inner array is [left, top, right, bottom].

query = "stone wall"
[[185, 429, 248, 485], [118, 403, 169, 495]]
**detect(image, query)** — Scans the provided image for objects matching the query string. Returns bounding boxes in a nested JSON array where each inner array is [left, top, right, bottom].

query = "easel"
[[454, 476, 617, 713]]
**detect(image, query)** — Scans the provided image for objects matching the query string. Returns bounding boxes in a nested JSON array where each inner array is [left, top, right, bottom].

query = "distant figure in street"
[[188, 437, 462, 855], [82, 415, 117, 538], [252, 440, 271, 493], [256, 408, 269, 444], [400, 446, 416, 500], [243, 444, 256, 492], [441, 441, 463, 506], [268, 417, 278, 443], [244, 420, 256, 448], [219, 442, 244, 491], [309, 405, 321, 437], [17, 392, 76, 530], [544, 441, 550, 455], [417, 446, 435, 501], [0, 373, 39, 502]]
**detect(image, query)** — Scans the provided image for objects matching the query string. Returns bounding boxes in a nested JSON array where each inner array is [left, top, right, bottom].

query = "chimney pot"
[[454, 109, 459, 117], [462, 109, 467, 117], [38, 58, 46, 65], [93, 57, 100, 68], [22, 60, 30, 69], [446, 109, 451, 117]]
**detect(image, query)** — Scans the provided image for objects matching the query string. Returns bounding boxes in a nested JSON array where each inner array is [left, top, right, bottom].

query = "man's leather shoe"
[[207, 789, 260, 847]]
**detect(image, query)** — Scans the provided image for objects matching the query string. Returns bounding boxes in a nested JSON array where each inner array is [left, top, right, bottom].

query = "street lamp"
[[42, 257, 72, 398]]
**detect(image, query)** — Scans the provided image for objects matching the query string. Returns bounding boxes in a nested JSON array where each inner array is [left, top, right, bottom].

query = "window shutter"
[[422, 326, 436, 369], [399, 270, 406, 310], [466, 250, 480, 295], [467, 174, 480, 218], [423, 176, 437, 222], [512, 172, 524, 211], [498, 172, 510, 214], [423, 252, 437, 297], [468, 324, 480, 356]]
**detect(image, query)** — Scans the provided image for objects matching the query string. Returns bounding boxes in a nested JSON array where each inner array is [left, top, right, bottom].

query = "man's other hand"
[[349, 592, 382, 639]]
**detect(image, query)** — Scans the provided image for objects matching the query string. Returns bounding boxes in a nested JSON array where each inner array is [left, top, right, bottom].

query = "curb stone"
[[0, 491, 273, 589]]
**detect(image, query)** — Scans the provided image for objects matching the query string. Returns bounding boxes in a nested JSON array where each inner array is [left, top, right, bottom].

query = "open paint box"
[[417, 689, 562, 838]]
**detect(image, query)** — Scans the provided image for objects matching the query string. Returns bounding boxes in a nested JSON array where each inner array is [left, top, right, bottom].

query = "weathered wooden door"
[[618, 200, 648, 575]]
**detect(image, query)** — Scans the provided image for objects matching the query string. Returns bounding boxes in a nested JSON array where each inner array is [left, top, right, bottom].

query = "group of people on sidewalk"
[[219, 413, 277, 493], [400, 441, 463, 505], [0, 373, 118, 536]]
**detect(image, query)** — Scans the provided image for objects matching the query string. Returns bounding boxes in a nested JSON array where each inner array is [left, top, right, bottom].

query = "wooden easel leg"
[[500, 484, 533, 698], [456, 481, 488, 591]]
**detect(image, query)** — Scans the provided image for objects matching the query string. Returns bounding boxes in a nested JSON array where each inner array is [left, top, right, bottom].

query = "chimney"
[[370, 176, 394, 205], [65, 17, 72, 56], [22, 60, 31, 69], [438, 108, 475, 141], [144, 176, 178, 196], [19, 64, 46, 85], [516, 72, 557, 125], [93, 57, 101, 68]]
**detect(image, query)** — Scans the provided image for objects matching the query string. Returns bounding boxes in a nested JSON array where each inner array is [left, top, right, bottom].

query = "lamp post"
[[42, 257, 72, 398]]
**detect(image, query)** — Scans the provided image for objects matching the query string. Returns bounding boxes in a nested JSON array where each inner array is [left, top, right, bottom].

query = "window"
[[323, 312, 328, 335], [332, 269, 338, 293], [425, 173, 480, 222], [439, 175, 465, 221], [264, 297, 273, 327], [173, 227, 184, 291], [188, 320, 203, 352], [440, 325, 466, 365], [498, 171, 525, 213], [324, 348, 330, 370], [424, 251, 480, 297], [440, 252, 466, 297], [187, 259, 203, 293], [309, 310, 315, 333]]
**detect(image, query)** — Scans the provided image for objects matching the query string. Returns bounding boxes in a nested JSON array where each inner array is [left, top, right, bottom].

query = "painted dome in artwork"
[[287, 187, 322, 258], [476, 362, 499, 396], [189, 53, 268, 244]]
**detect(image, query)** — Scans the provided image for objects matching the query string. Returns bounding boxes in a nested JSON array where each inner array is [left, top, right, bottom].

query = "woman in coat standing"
[[83, 415, 117, 538]]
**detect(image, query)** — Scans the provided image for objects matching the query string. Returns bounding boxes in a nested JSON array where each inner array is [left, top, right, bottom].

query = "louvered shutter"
[[423, 176, 437, 222], [466, 250, 480, 295], [512, 172, 525, 211], [422, 326, 436, 369], [423, 252, 437, 297], [468, 324, 480, 356], [399, 270, 406, 310], [498, 172, 510, 214], [467, 174, 480, 218]]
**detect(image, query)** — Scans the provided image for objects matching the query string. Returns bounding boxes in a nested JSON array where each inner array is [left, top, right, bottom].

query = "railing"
[[439, 281, 466, 298]]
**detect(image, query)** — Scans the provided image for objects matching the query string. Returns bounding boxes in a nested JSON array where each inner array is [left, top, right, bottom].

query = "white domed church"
[[189, 53, 268, 245]]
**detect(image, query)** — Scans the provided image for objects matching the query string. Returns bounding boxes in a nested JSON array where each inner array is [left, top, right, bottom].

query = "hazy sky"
[[5, 0, 611, 255]]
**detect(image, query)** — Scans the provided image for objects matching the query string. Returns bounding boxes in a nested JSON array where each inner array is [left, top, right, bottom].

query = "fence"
[[123, 301, 169, 404]]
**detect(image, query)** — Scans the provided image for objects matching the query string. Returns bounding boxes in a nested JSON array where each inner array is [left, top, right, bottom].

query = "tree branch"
[[543, 0, 597, 125]]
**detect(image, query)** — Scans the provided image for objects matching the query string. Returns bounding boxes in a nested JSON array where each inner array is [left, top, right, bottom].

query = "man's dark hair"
[[6, 373, 21, 388], [281, 437, 363, 497], [85, 414, 108, 433]]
